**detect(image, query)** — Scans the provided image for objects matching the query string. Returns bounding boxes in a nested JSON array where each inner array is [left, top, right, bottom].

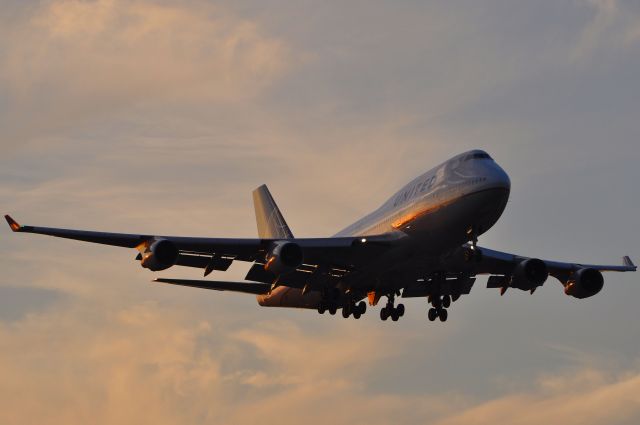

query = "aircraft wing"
[[4, 215, 396, 269], [474, 246, 636, 278], [400, 245, 635, 301]]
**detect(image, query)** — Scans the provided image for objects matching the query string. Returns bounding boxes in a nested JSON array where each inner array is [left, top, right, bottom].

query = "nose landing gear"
[[465, 227, 483, 262]]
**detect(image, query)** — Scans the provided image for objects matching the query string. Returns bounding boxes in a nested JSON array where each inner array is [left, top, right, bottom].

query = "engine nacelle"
[[564, 268, 604, 299], [511, 258, 548, 290], [140, 239, 179, 271], [264, 241, 303, 275]]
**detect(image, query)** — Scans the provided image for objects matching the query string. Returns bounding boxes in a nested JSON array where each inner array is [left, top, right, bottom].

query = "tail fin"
[[252, 185, 294, 239]]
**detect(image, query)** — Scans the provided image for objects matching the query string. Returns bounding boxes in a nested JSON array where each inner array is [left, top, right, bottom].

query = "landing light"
[[361, 238, 367, 243]]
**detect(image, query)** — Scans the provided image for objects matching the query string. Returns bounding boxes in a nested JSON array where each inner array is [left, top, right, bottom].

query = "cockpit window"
[[464, 152, 492, 161]]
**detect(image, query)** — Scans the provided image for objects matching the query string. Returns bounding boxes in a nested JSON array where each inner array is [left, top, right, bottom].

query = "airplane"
[[4, 150, 636, 322]]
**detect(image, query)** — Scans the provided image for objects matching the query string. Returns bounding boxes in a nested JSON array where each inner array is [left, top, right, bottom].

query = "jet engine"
[[564, 268, 604, 299], [264, 241, 303, 275], [140, 239, 179, 271], [510, 258, 548, 290]]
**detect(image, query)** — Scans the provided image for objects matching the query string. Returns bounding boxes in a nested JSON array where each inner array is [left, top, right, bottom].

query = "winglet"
[[4, 215, 21, 232], [623, 256, 636, 270]]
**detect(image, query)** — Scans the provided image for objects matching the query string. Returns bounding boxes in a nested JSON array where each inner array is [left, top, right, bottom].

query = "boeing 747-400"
[[5, 150, 636, 322]]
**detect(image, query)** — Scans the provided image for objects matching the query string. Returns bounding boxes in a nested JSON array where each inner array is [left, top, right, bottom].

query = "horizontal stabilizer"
[[153, 278, 270, 295], [623, 256, 636, 269]]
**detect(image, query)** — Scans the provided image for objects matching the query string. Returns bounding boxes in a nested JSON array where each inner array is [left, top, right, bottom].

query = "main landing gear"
[[318, 298, 366, 320], [341, 300, 366, 319], [317, 288, 340, 316], [427, 295, 450, 322], [379, 294, 405, 322]]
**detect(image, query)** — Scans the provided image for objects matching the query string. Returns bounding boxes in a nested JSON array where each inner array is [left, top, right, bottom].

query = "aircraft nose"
[[495, 166, 511, 190], [486, 163, 511, 191]]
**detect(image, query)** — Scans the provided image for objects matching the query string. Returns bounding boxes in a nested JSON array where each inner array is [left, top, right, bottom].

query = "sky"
[[1, 0, 639, 423]]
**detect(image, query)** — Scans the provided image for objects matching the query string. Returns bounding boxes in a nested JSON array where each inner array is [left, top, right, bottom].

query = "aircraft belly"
[[257, 286, 323, 309]]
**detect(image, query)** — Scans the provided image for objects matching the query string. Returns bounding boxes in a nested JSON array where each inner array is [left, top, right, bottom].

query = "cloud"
[[0, 0, 292, 144], [435, 367, 640, 425], [571, 0, 640, 61], [0, 298, 447, 425], [2, 295, 640, 425]]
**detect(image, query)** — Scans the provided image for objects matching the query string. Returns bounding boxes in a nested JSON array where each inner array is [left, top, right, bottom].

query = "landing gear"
[[427, 306, 448, 322], [339, 299, 367, 319], [379, 294, 405, 322], [342, 306, 350, 319], [427, 294, 450, 323], [465, 227, 483, 262]]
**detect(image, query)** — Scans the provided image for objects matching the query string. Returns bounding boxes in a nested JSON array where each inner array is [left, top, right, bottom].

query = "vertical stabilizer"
[[252, 185, 294, 239]]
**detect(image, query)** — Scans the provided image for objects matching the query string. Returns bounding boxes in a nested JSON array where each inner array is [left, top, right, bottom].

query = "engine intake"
[[264, 241, 303, 275], [511, 258, 548, 290], [564, 268, 604, 299], [140, 239, 179, 271]]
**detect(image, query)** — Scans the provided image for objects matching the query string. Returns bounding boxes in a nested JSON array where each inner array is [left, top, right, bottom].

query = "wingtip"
[[4, 215, 21, 232], [623, 256, 636, 269]]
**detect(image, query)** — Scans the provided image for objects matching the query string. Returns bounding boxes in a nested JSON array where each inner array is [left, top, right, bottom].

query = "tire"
[[428, 308, 437, 321], [318, 305, 326, 314], [439, 309, 448, 322], [329, 306, 337, 315], [342, 308, 350, 319], [442, 296, 451, 309], [391, 311, 399, 321], [357, 301, 366, 315], [397, 304, 405, 317], [353, 311, 361, 320], [380, 307, 388, 321]]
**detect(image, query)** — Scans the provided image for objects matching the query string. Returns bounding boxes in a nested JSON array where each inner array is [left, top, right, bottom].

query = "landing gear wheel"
[[439, 309, 448, 322], [396, 304, 405, 317], [428, 308, 438, 322], [318, 305, 326, 314], [442, 296, 451, 309], [342, 308, 350, 319], [391, 310, 399, 321], [380, 307, 389, 321], [329, 306, 337, 315], [353, 311, 361, 319], [357, 301, 366, 315]]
